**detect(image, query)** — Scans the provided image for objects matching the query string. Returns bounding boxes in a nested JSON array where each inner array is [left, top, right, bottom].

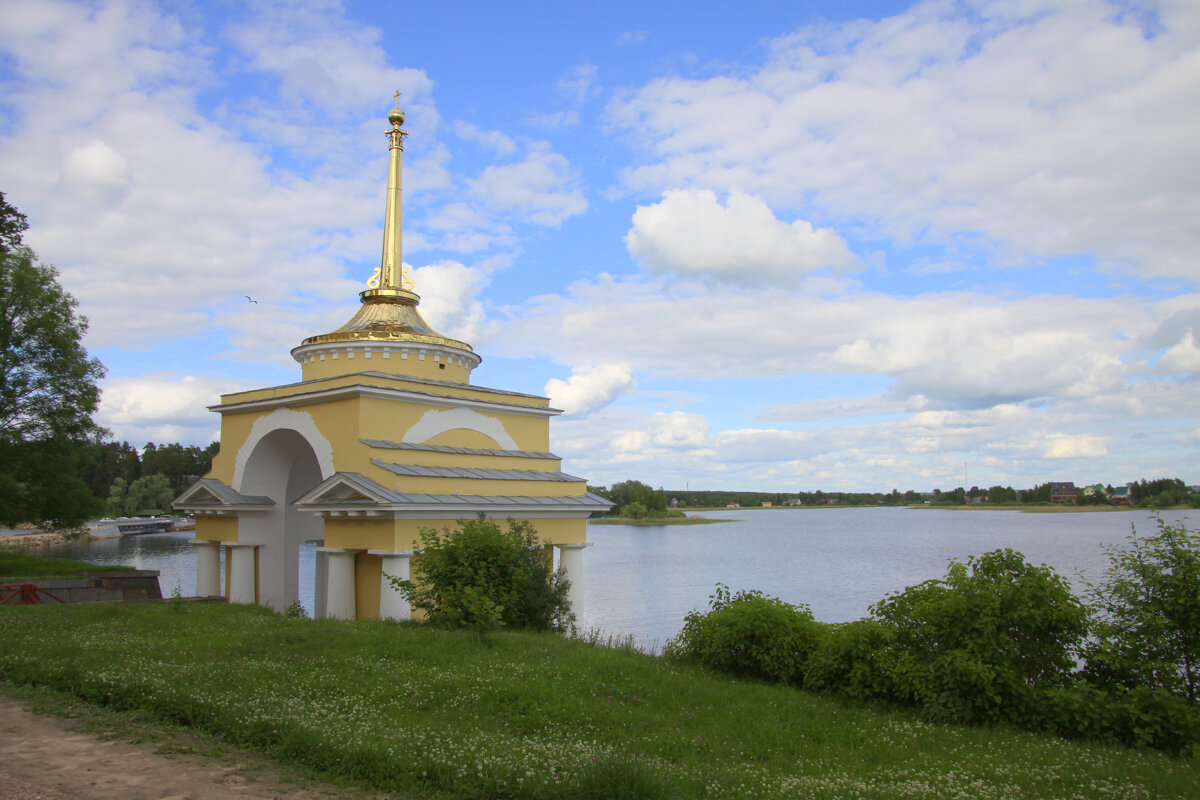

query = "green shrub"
[[1084, 516, 1200, 705], [622, 501, 648, 520], [388, 515, 573, 633], [870, 549, 1088, 724], [802, 618, 893, 700], [664, 584, 822, 684]]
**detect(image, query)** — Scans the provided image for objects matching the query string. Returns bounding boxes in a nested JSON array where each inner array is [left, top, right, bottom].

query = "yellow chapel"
[[174, 100, 610, 620]]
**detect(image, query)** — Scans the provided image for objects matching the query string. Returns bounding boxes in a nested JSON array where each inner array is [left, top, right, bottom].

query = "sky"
[[1, 0, 1197, 493]]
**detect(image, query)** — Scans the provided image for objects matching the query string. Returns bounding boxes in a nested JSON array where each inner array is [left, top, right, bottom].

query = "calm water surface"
[[24, 507, 1195, 652]]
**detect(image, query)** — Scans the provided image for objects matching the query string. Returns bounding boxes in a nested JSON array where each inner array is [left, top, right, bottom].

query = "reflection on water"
[[26, 508, 1195, 652]]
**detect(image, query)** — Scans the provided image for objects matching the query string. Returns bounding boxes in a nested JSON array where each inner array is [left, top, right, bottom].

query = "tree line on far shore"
[[87, 440, 219, 517], [590, 477, 1200, 518]]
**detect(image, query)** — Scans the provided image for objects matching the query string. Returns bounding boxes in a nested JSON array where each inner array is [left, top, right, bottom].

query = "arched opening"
[[237, 428, 324, 610]]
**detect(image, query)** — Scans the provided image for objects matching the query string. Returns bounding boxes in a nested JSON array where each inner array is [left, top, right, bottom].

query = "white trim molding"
[[402, 407, 519, 450], [232, 408, 335, 491]]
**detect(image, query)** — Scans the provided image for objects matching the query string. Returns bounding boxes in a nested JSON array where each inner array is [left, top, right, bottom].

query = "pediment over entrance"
[[293, 472, 399, 509], [173, 478, 275, 515], [293, 470, 613, 520]]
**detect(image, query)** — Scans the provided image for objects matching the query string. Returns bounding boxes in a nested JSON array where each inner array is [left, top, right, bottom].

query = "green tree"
[[1085, 517, 1200, 704], [81, 440, 142, 499], [107, 474, 174, 516], [141, 441, 216, 490], [871, 549, 1088, 722], [0, 192, 28, 252], [126, 474, 175, 515], [389, 515, 573, 632], [0, 195, 106, 527]]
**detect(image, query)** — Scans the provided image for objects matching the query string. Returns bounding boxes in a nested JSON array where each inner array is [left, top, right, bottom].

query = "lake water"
[[20, 507, 1195, 652]]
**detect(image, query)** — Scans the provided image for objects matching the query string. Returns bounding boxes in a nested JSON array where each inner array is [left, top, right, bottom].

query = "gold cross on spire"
[[393, 90, 401, 108]]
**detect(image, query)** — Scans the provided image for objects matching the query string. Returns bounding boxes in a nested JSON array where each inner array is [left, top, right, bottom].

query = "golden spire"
[[364, 92, 415, 301], [296, 99, 476, 368]]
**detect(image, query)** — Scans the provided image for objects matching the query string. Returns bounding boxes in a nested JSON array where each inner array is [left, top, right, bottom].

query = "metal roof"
[[371, 459, 582, 482], [172, 478, 274, 509], [293, 472, 610, 510], [361, 438, 557, 460]]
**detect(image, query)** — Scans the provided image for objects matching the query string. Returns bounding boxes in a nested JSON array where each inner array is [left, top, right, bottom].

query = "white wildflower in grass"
[[0, 603, 1193, 799]]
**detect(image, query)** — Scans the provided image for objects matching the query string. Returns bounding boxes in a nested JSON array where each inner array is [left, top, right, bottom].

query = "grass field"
[[1, 601, 1197, 800], [0, 550, 134, 580]]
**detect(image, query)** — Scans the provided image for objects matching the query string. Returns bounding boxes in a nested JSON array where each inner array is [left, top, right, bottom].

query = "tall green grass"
[[1, 601, 1196, 799], [0, 550, 133, 580]]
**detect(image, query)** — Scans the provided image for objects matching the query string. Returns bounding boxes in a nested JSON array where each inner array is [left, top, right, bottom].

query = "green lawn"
[[0, 550, 132, 581], [1, 601, 1196, 800]]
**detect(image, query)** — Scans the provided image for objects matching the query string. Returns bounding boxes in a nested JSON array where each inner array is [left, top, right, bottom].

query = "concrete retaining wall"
[[4, 570, 163, 604]]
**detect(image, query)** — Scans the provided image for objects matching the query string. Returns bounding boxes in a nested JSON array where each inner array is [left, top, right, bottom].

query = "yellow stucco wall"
[[195, 515, 239, 544], [321, 515, 587, 552], [355, 552, 382, 620], [208, 384, 555, 489], [300, 350, 473, 384]]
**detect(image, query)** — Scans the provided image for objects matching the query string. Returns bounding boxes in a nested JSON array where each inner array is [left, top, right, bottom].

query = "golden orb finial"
[[388, 90, 405, 126]]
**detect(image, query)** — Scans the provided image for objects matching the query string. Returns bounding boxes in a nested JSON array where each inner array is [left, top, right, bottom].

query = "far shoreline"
[[589, 516, 730, 526]]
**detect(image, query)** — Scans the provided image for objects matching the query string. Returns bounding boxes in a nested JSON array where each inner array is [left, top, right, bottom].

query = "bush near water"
[[665, 517, 1200, 754]]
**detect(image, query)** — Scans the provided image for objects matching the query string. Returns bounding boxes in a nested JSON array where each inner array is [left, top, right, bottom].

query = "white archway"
[[235, 424, 327, 610], [233, 408, 334, 491]]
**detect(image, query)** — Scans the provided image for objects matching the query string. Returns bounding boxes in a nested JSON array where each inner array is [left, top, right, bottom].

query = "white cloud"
[[616, 30, 648, 47], [98, 373, 256, 444], [408, 260, 491, 344], [625, 188, 858, 285], [223, 2, 432, 115], [495, 274, 1145, 408], [557, 62, 599, 106], [60, 140, 132, 205], [451, 121, 517, 155], [756, 394, 911, 422], [1159, 331, 1200, 373], [0, 0, 409, 351], [1043, 434, 1109, 459], [468, 143, 587, 225], [610, 0, 1200, 279], [545, 363, 634, 417]]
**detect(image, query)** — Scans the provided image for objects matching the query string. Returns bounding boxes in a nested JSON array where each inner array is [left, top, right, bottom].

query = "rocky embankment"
[[0, 527, 88, 547]]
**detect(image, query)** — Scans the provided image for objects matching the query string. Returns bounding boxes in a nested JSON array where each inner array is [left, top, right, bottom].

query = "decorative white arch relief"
[[402, 408, 518, 450], [233, 408, 336, 491]]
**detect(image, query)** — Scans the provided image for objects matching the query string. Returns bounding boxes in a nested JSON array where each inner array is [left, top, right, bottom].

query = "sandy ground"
[[0, 697, 387, 800]]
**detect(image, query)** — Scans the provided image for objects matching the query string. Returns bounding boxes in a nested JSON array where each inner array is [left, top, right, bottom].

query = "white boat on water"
[[114, 517, 174, 535]]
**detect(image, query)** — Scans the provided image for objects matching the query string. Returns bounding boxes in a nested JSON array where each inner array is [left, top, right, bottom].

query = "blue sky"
[[1, 0, 1197, 492]]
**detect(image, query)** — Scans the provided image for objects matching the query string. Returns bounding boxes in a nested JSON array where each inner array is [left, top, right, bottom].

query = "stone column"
[[193, 539, 221, 597], [370, 550, 414, 622], [556, 542, 591, 618], [227, 544, 258, 604], [319, 547, 359, 620]]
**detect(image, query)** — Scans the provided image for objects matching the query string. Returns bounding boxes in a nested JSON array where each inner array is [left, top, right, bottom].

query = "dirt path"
[[0, 697, 387, 800]]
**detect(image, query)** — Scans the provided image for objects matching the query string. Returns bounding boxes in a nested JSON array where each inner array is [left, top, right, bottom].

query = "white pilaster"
[[319, 547, 359, 620], [556, 542, 591, 617], [227, 544, 258, 604], [370, 549, 414, 621], [193, 540, 221, 597]]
